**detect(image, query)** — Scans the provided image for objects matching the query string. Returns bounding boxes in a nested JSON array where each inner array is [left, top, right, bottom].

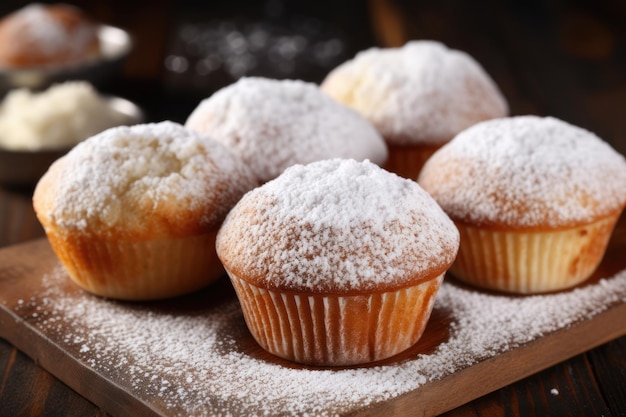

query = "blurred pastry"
[[0, 3, 100, 68], [321, 40, 508, 179], [419, 116, 626, 293], [185, 76, 388, 183]]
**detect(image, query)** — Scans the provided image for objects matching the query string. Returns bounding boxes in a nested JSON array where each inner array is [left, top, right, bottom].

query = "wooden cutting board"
[[1, 219, 626, 417]]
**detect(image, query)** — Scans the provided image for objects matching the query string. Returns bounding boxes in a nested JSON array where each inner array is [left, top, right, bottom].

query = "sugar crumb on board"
[[13, 267, 626, 417]]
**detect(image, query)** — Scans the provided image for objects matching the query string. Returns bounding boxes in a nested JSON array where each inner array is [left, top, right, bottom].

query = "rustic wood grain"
[[438, 336, 626, 417], [589, 336, 626, 414], [0, 339, 109, 417]]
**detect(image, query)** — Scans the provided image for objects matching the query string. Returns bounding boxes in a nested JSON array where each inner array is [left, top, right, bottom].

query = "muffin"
[[216, 159, 459, 366], [0, 3, 100, 68], [33, 121, 257, 300], [185, 77, 388, 184], [419, 116, 626, 294], [321, 40, 508, 180]]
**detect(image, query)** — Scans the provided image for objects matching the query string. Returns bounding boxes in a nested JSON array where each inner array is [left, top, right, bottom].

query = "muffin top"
[[33, 121, 257, 238], [185, 77, 388, 183], [320, 40, 508, 146], [418, 116, 626, 229], [216, 159, 459, 294], [0, 3, 99, 68]]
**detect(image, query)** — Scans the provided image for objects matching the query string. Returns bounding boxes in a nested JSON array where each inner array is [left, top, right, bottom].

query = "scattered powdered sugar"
[[216, 159, 459, 292], [19, 265, 626, 417], [35, 121, 256, 233], [419, 116, 626, 228], [185, 77, 388, 183], [320, 40, 508, 145]]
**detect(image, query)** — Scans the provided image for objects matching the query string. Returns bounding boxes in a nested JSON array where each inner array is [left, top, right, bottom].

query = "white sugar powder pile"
[[185, 77, 388, 183], [320, 40, 509, 145], [19, 266, 626, 417], [0, 81, 130, 151], [419, 116, 626, 228]]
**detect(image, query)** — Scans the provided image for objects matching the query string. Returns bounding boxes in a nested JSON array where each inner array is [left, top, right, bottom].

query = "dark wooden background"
[[1, 0, 625, 416]]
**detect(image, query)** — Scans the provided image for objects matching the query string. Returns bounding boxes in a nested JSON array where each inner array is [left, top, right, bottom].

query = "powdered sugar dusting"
[[321, 40, 508, 145], [185, 77, 388, 183], [17, 265, 626, 416], [35, 121, 256, 234], [419, 116, 626, 227], [217, 159, 459, 292]]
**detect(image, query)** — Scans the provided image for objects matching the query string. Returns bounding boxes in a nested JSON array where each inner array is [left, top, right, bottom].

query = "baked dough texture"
[[217, 159, 459, 365], [419, 115, 626, 293], [185, 77, 388, 183], [34, 121, 257, 300]]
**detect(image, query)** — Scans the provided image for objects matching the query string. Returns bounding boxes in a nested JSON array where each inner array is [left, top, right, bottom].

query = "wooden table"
[[1, 0, 625, 416]]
